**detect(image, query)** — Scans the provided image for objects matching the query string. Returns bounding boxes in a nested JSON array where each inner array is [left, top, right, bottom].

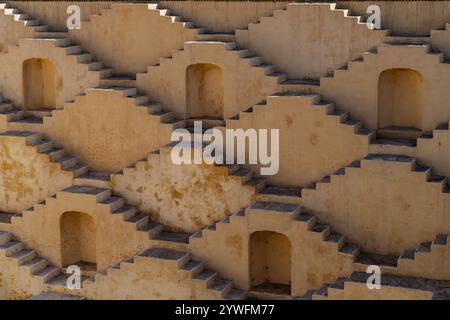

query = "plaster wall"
[[111, 147, 255, 232]]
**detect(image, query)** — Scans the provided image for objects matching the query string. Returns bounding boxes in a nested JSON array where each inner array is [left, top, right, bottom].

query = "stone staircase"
[[304, 271, 450, 300], [0, 130, 87, 177], [87, 247, 247, 300], [148, 2, 237, 42], [0, 2, 188, 135], [138, 40, 288, 87], [0, 3, 48, 31], [398, 233, 450, 266], [118, 142, 267, 193], [303, 154, 450, 198], [17, 185, 193, 250], [191, 159, 450, 300], [226, 93, 375, 141], [0, 230, 85, 291]]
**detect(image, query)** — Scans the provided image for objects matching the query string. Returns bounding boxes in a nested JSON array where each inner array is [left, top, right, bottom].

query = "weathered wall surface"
[[0, 7, 35, 53], [338, 1, 450, 35], [136, 41, 281, 119], [236, 3, 386, 79], [431, 24, 450, 59], [10, 1, 450, 36], [226, 94, 370, 187], [160, 0, 287, 33], [111, 147, 255, 232], [416, 125, 450, 180], [0, 253, 43, 299], [69, 4, 200, 74], [82, 251, 223, 300], [9, 1, 114, 31], [301, 156, 450, 255], [319, 44, 449, 131], [9, 188, 149, 271], [0, 38, 99, 109], [0, 133, 72, 213], [41, 88, 172, 172], [189, 205, 355, 295]]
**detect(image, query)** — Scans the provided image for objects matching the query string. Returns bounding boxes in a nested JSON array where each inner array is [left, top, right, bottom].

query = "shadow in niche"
[[248, 231, 292, 299], [60, 211, 97, 273]]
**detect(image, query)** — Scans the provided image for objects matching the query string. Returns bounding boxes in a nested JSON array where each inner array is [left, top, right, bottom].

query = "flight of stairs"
[[18, 185, 193, 249], [88, 247, 247, 300], [303, 271, 450, 300], [226, 93, 375, 142], [0, 230, 76, 290], [0, 2, 189, 136], [0, 130, 87, 176]]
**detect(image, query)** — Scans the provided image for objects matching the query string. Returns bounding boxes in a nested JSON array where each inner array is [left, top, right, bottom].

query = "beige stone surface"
[[301, 156, 450, 255], [0, 1, 450, 301], [226, 94, 370, 186], [69, 3, 200, 74], [0, 133, 72, 213], [236, 3, 386, 79], [112, 146, 256, 232], [42, 88, 172, 172], [136, 41, 281, 119]]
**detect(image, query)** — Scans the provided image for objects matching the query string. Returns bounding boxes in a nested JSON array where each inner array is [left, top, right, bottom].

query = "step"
[[246, 201, 301, 219], [256, 186, 302, 204], [225, 288, 247, 300], [10, 248, 36, 264], [180, 260, 203, 275], [22, 257, 47, 273], [377, 127, 422, 140], [369, 138, 417, 156], [312, 284, 330, 299], [208, 278, 233, 297], [126, 213, 149, 229], [33, 266, 60, 283], [140, 248, 190, 266], [354, 252, 398, 267], [0, 231, 12, 245], [0, 130, 42, 144], [247, 283, 291, 300], [74, 171, 111, 188], [112, 205, 138, 221], [280, 79, 320, 94], [60, 186, 111, 202], [384, 35, 431, 45], [33, 31, 69, 39], [99, 196, 125, 212], [230, 167, 252, 183], [152, 231, 191, 244], [0, 240, 24, 256], [193, 270, 218, 287], [310, 223, 331, 239], [196, 33, 236, 42], [99, 76, 136, 87], [0, 213, 13, 224]]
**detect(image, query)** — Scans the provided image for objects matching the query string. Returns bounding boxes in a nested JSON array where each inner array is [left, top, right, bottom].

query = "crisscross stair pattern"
[[84, 247, 246, 300]]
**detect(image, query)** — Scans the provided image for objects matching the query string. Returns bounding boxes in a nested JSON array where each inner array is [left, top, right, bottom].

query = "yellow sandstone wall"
[[69, 3, 200, 74], [226, 94, 370, 187], [136, 41, 281, 119], [0, 38, 100, 109], [41, 88, 172, 172], [0, 133, 72, 213], [111, 146, 256, 232], [301, 156, 450, 255], [319, 44, 449, 131], [236, 3, 386, 79]]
